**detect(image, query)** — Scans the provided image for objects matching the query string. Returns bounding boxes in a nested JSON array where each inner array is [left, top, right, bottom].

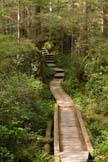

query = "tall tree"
[[102, 0, 108, 36]]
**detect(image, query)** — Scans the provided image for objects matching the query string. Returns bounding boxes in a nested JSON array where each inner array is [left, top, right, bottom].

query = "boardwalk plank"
[[43, 51, 93, 162]]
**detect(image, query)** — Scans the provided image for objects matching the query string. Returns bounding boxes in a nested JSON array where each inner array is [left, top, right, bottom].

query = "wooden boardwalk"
[[42, 48, 93, 162]]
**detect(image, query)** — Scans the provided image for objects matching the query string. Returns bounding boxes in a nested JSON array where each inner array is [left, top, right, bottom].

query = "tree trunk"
[[35, 3, 42, 48], [102, 1, 108, 37], [81, 2, 90, 55], [60, 27, 64, 54], [17, 0, 20, 43]]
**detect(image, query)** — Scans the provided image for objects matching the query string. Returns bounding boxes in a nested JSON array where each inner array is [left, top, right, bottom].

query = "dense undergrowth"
[[56, 51, 108, 162], [0, 35, 54, 162]]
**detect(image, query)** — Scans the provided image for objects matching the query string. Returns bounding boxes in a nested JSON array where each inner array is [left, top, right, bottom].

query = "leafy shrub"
[[57, 48, 108, 162], [0, 34, 39, 76], [85, 60, 108, 115], [89, 121, 102, 137], [0, 73, 54, 161], [93, 130, 108, 162], [35, 150, 54, 162]]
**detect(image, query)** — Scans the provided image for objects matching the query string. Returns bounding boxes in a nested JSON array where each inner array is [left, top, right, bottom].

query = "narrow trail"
[[42, 48, 93, 162]]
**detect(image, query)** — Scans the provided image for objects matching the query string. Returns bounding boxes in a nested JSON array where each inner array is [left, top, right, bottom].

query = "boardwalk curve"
[[42, 48, 93, 162]]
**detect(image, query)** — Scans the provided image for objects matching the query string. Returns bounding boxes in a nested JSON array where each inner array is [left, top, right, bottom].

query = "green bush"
[[35, 151, 54, 162], [93, 130, 108, 162], [85, 60, 108, 115], [0, 73, 54, 161], [0, 34, 39, 77]]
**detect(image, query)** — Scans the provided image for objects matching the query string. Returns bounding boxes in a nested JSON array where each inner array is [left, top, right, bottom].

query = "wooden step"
[[46, 60, 55, 63], [43, 51, 48, 53], [60, 151, 89, 162], [46, 58, 54, 60], [42, 50, 48, 53], [54, 73, 64, 79], [47, 63, 56, 68], [56, 70, 64, 73], [46, 56, 54, 58], [46, 54, 54, 57], [53, 68, 64, 73], [42, 49, 47, 52]]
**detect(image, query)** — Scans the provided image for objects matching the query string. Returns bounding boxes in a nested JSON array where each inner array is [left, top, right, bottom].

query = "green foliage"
[[0, 35, 18, 58], [84, 53, 108, 115], [0, 73, 53, 128], [0, 73, 54, 161], [0, 34, 39, 76], [0, 32, 53, 162], [17, 39, 39, 75], [93, 129, 108, 162], [35, 150, 54, 162], [58, 47, 108, 162]]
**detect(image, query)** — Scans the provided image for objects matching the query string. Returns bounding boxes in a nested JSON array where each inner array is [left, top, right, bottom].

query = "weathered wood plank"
[[54, 73, 64, 78], [46, 51, 93, 162], [60, 151, 89, 162], [47, 63, 56, 67], [76, 108, 94, 156], [54, 104, 60, 162]]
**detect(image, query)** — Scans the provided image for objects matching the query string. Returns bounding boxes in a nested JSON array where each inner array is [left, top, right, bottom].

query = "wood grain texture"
[[44, 51, 93, 162]]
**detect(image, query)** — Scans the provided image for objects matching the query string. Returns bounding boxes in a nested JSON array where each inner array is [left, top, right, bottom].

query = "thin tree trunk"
[[71, 33, 74, 58], [81, 2, 90, 55], [17, 0, 20, 42], [60, 27, 64, 54], [35, 3, 42, 48], [102, 0, 108, 37]]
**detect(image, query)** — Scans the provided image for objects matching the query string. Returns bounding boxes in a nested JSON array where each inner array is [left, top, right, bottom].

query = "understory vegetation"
[[0, 35, 54, 162], [58, 45, 108, 162]]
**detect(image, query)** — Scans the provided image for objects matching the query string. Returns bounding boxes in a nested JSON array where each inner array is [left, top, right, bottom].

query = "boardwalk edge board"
[[75, 106, 94, 157], [54, 104, 61, 162]]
